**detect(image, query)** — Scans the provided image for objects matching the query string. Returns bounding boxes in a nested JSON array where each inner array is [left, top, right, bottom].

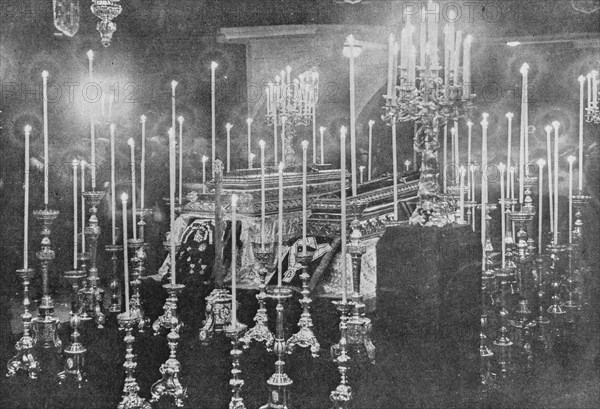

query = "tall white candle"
[[419, 8, 426, 67], [211, 62, 218, 168], [467, 121, 473, 200], [578, 75, 585, 192], [537, 159, 545, 254], [259, 140, 266, 247], [568, 156, 575, 244], [368, 120, 374, 180], [87, 51, 96, 191], [505, 113, 514, 198], [273, 107, 278, 165], [277, 162, 284, 287], [110, 124, 117, 245], [392, 122, 399, 220], [178, 116, 184, 205], [587, 73, 592, 110], [319, 126, 326, 165], [42, 71, 49, 207], [348, 35, 358, 198], [231, 194, 238, 326], [470, 164, 476, 231], [340, 126, 348, 304], [387, 33, 394, 100], [443, 124, 448, 193], [453, 122, 459, 185], [127, 138, 137, 241], [72, 159, 77, 269], [545, 125, 554, 233], [247, 118, 253, 168], [521, 63, 529, 176], [302, 140, 309, 254], [121, 193, 130, 315], [140, 116, 146, 209], [359, 165, 365, 185], [312, 103, 317, 164], [592, 70, 598, 106], [226, 123, 233, 172], [459, 165, 465, 223], [24, 126, 31, 270], [499, 163, 506, 268], [481, 114, 489, 270], [453, 31, 462, 85], [171, 80, 178, 140], [169, 128, 177, 285], [80, 160, 86, 251], [552, 121, 560, 244], [281, 116, 287, 164], [463, 35, 472, 97]]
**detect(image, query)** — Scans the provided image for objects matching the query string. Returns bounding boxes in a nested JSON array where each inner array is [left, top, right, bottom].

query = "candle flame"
[[202, 155, 208, 163], [465, 35, 473, 44], [506, 41, 520, 47], [87, 50, 94, 59], [247, 118, 253, 125], [121, 192, 129, 202], [552, 121, 560, 129], [24, 124, 32, 134], [80, 160, 87, 168], [42, 70, 48, 78], [567, 155, 576, 164], [250, 153, 256, 160], [226, 123, 233, 130], [127, 138, 134, 147], [72, 159, 79, 167], [178, 115, 184, 123], [591, 70, 599, 77], [171, 80, 178, 90], [498, 162, 505, 172], [520, 63, 530, 74], [578, 75, 586, 83], [466, 121, 473, 127], [301, 140, 309, 149], [319, 126, 326, 133], [140, 115, 147, 122], [545, 125, 553, 133], [537, 159, 546, 167], [259, 139, 266, 148], [505, 112, 514, 119], [211, 61, 218, 69], [368, 120, 375, 126], [231, 194, 238, 207]]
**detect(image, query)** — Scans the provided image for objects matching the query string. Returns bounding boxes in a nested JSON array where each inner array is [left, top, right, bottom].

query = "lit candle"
[[459, 165, 466, 223], [87, 51, 96, 191], [392, 43, 399, 105], [71, 158, 78, 269], [453, 122, 459, 185], [202, 155, 208, 194], [247, 118, 253, 169], [42, 71, 49, 207], [592, 70, 598, 106], [259, 140, 266, 247], [387, 33, 394, 100], [302, 140, 309, 254], [462, 35, 472, 97], [319, 126, 326, 165], [520, 63, 529, 177], [359, 165, 365, 185], [419, 8, 426, 67], [171, 80, 178, 140], [453, 31, 462, 85], [121, 193, 130, 315], [211, 62, 218, 167], [505, 112, 514, 199], [392, 122, 399, 220], [578, 75, 585, 192], [277, 162, 284, 287], [552, 121, 560, 244], [568, 155, 575, 244], [80, 160, 86, 252], [537, 159, 545, 254], [281, 116, 287, 164], [481, 114, 489, 267], [443, 124, 448, 193], [427, 0, 438, 66], [273, 93, 279, 163], [312, 101, 317, 164], [110, 124, 117, 245], [586, 72, 592, 110], [231, 194, 238, 327], [545, 125, 554, 233], [470, 164, 476, 231], [347, 35, 358, 198], [226, 123, 233, 173], [467, 121, 473, 200], [24, 125, 32, 270], [178, 115, 184, 205], [127, 138, 137, 241], [340, 126, 348, 304], [140, 116, 147, 209], [368, 120, 374, 180], [168, 128, 177, 285], [499, 163, 506, 268]]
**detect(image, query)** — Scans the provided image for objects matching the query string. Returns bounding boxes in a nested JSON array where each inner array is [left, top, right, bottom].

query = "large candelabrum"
[[6, 268, 38, 378], [240, 241, 275, 350], [31, 208, 62, 351], [80, 191, 106, 329], [265, 66, 318, 167], [382, 47, 474, 227]]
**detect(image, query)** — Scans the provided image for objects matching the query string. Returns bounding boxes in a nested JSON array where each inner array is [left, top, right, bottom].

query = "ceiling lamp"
[[53, 0, 80, 37], [90, 0, 122, 47]]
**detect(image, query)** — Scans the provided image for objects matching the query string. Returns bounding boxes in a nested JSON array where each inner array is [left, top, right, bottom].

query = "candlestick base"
[[6, 268, 39, 379], [152, 283, 185, 335], [225, 322, 248, 409], [330, 300, 352, 409], [199, 288, 233, 344]]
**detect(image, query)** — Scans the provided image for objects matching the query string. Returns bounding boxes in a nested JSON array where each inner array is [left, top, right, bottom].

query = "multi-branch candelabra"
[[240, 242, 275, 350]]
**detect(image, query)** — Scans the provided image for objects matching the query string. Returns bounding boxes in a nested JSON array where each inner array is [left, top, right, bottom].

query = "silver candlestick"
[[225, 321, 248, 409], [152, 283, 185, 335], [31, 208, 62, 351], [136, 208, 153, 243], [546, 243, 567, 316], [241, 242, 275, 351], [330, 300, 352, 409], [6, 268, 39, 378], [105, 244, 123, 314], [260, 286, 293, 409], [128, 238, 148, 332], [286, 248, 320, 358]]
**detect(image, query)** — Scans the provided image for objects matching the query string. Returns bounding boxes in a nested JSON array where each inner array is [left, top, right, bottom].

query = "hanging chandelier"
[[90, 0, 122, 47]]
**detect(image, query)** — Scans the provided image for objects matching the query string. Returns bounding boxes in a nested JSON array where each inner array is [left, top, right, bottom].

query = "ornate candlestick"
[[6, 268, 39, 378], [58, 269, 88, 387], [105, 244, 123, 314], [286, 248, 320, 358], [493, 271, 513, 348], [225, 321, 248, 409], [562, 245, 580, 316], [509, 211, 534, 294], [150, 284, 187, 407], [330, 300, 352, 409], [240, 242, 275, 350], [532, 257, 550, 350], [31, 208, 62, 351], [345, 220, 375, 364], [128, 238, 148, 332], [508, 299, 535, 349], [198, 288, 233, 343], [522, 176, 537, 257], [81, 191, 106, 329], [260, 286, 293, 409], [465, 200, 477, 228], [546, 243, 567, 316], [117, 311, 151, 409], [136, 208, 153, 243], [479, 280, 495, 385]]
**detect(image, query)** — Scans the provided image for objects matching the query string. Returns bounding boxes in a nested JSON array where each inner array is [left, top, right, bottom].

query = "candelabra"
[[225, 321, 248, 409], [80, 190, 106, 329], [117, 311, 151, 409], [150, 284, 187, 407], [240, 242, 275, 350], [58, 269, 88, 387], [330, 300, 352, 409], [128, 238, 148, 332], [6, 268, 38, 378], [345, 220, 375, 364], [286, 247, 320, 358], [31, 208, 62, 351], [546, 243, 568, 316], [260, 286, 293, 409], [105, 244, 123, 314]]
